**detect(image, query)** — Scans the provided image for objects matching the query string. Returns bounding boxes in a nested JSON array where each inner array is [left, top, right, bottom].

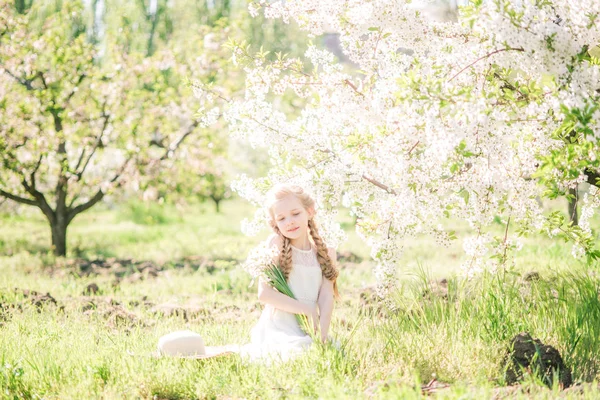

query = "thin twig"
[[344, 79, 365, 97], [501, 215, 511, 265], [449, 47, 524, 82], [361, 174, 397, 195], [407, 140, 420, 156]]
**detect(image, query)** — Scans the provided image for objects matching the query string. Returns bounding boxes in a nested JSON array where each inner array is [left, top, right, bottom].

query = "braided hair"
[[308, 218, 339, 298], [266, 184, 340, 298]]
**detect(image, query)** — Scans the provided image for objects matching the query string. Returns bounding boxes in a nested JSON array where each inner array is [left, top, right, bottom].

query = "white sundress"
[[240, 244, 323, 362], [157, 244, 324, 363]]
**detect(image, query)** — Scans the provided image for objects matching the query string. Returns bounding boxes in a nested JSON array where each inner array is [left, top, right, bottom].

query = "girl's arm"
[[258, 278, 316, 317], [317, 247, 337, 342], [256, 234, 318, 319]]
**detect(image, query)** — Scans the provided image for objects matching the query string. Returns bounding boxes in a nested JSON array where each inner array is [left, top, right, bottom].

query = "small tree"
[[0, 1, 213, 255]]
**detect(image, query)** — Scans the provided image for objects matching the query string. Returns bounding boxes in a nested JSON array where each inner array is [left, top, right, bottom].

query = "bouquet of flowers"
[[243, 240, 314, 337]]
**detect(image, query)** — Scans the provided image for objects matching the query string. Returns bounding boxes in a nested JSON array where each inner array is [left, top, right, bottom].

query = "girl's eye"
[[293, 213, 300, 216]]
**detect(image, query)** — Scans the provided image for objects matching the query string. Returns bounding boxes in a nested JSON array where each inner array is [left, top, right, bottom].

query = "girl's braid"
[[308, 219, 339, 297], [273, 225, 293, 281]]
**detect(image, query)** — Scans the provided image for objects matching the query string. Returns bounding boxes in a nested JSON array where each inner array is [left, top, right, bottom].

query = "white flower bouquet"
[[243, 241, 314, 336]]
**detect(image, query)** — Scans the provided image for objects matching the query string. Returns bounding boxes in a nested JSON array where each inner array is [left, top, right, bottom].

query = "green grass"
[[1, 198, 600, 399]]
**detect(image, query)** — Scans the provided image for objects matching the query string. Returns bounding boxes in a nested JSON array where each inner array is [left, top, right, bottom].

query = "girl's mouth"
[[288, 227, 299, 233]]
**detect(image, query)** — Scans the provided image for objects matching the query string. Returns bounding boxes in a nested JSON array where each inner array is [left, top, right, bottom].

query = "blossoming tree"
[[0, 1, 219, 255], [194, 0, 600, 295]]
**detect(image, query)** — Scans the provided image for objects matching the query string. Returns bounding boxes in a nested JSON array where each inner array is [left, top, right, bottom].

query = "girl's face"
[[272, 194, 314, 242]]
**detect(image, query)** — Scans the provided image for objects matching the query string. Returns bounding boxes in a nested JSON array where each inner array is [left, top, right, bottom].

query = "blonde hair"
[[266, 184, 340, 298]]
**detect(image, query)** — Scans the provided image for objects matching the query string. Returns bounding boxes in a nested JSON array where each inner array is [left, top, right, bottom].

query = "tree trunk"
[[146, 0, 161, 57], [212, 197, 221, 213], [219, 0, 231, 18], [50, 211, 68, 256], [14, 0, 26, 13], [568, 186, 578, 226]]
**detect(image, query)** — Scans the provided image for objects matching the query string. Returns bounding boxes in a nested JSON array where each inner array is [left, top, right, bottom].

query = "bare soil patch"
[[14, 288, 59, 309], [48, 256, 235, 283]]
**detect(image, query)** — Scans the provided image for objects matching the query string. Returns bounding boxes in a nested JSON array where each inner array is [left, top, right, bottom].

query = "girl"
[[157, 184, 340, 362]]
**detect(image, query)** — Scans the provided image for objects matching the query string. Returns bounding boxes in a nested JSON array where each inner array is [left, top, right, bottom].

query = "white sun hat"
[[157, 330, 238, 359], [158, 330, 206, 357]]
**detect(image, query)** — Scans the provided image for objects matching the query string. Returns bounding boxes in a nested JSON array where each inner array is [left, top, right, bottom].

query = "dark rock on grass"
[[505, 332, 572, 388], [83, 283, 100, 295]]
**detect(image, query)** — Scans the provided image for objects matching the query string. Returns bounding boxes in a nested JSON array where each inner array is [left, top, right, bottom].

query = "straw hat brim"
[[162, 344, 240, 359]]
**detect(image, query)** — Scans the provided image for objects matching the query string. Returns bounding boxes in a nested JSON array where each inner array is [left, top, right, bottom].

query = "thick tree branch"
[[50, 109, 63, 133], [0, 188, 38, 206], [75, 108, 110, 181], [67, 156, 133, 223], [21, 177, 54, 220], [73, 148, 87, 174], [0, 63, 35, 90], [64, 73, 87, 104], [160, 120, 200, 160], [68, 193, 80, 209], [14, 136, 29, 149], [30, 154, 43, 190], [67, 190, 104, 223], [37, 71, 48, 89], [586, 168, 600, 188]]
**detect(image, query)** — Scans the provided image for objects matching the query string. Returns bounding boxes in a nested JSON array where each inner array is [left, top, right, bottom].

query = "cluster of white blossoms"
[[203, 0, 600, 296], [579, 186, 600, 238], [242, 238, 280, 281]]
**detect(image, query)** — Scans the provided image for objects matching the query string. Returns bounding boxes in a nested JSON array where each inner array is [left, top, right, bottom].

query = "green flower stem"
[[264, 264, 317, 339]]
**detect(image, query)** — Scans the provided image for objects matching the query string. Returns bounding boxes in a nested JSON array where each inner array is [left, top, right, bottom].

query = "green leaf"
[[457, 188, 469, 205]]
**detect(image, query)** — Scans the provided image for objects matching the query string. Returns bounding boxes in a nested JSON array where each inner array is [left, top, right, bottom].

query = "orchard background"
[[2, 0, 600, 398]]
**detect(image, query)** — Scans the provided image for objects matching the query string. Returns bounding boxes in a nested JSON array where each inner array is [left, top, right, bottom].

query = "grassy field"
[[1, 198, 600, 399]]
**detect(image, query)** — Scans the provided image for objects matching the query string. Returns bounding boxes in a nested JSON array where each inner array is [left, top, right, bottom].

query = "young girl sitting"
[[157, 184, 340, 362]]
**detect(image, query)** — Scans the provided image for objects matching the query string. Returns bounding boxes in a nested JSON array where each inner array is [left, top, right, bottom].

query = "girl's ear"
[[307, 207, 315, 220]]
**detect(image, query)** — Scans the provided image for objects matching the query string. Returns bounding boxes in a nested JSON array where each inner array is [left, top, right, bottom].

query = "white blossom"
[[220, 0, 600, 294], [242, 239, 280, 279]]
